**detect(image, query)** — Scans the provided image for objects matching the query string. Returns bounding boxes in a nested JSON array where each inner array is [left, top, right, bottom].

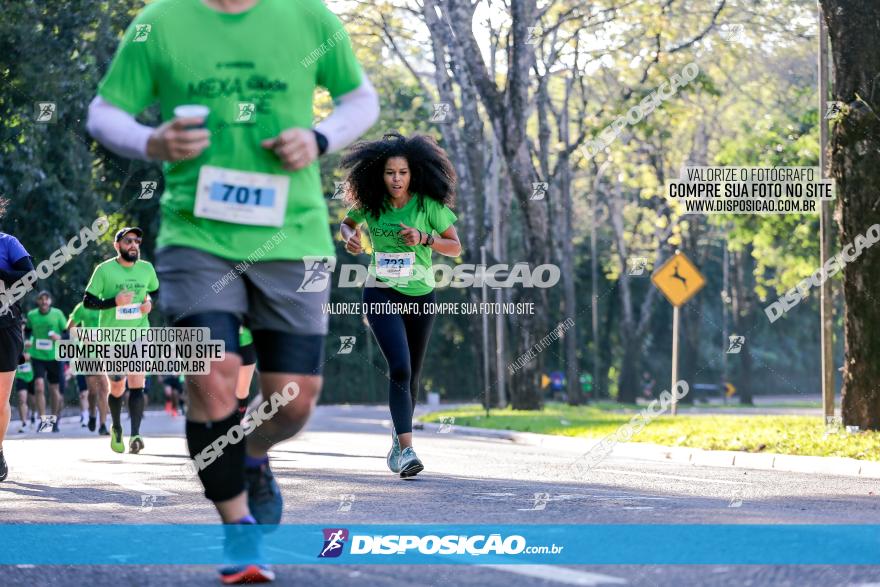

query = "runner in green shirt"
[[24, 292, 67, 432], [340, 132, 461, 478], [67, 302, 110, 435], [91, 0, 372, 263], [13, 354, 34, 434], [83, 227, 159, 456], [86, 1, 378, 580]]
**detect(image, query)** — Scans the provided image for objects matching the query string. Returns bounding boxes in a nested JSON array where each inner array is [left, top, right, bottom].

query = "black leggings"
[[363, 286, 436, 435]]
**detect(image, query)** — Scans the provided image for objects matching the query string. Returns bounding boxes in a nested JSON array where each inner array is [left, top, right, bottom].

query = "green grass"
[[420, 403, 880, 461], [582, 401, 824, 411]]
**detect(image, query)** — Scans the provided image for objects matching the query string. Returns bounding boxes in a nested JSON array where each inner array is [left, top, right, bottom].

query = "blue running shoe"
[[244, 462, 283, 526], [219, 564, 275, 584], [398, 447, 424, 478], [219, 520, 273, 584], [387, 427, 401, 473]]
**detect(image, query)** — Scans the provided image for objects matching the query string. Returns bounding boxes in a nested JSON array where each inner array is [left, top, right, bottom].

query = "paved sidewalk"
[[416, 416, 880, 480]]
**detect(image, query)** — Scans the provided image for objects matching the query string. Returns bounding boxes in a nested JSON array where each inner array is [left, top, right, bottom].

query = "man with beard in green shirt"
[[84, 228, 159, 455]]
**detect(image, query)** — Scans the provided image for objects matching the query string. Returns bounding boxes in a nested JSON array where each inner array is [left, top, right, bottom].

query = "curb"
[[416, 421, 880, 479]]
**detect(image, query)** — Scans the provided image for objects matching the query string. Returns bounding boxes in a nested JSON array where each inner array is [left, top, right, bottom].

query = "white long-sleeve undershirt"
[[86, 73, 380, 160]]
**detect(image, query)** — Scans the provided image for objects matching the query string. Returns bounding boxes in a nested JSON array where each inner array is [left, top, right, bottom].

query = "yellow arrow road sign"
[[651, 252, 706, 307]]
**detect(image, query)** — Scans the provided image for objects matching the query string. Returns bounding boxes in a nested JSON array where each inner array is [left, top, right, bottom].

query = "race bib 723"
[[375, 252, 415, 278]]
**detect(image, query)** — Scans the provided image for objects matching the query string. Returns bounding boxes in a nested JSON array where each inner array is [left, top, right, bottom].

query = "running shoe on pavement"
[[110, 426, 125, 453], [398, 447, 424, 479], [129, 435, 144, 454], [244, 462, 283, 526], [387, 428, 401, 473], [218, 519, 273, 584], [219, 565, 274, 585]]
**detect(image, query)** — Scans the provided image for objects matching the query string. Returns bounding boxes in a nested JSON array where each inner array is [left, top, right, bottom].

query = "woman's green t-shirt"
[[346, 195, 456, 296]]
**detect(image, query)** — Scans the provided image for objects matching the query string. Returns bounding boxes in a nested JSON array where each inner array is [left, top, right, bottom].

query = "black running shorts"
[[0, 325, 23, 372]]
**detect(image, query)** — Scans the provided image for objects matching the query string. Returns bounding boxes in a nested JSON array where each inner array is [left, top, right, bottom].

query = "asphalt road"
[[2, 405, 880, 586]]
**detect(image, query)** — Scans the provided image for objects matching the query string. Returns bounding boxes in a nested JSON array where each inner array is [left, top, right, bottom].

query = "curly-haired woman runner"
[[339, 132, 462, 478]]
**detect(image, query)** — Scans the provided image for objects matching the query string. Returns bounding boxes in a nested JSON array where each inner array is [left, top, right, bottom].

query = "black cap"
[[115, 227, 143, 242]]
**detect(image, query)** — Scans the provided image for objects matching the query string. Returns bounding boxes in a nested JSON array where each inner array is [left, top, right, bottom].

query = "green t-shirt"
[[26, 307, 67, 361], [346, 195, 457, 296], [69, 302, 101, 329], [15, 361, 34, 383], [97, 0, 363, 262], [68, 301, 102, 362], [239, 326, 253, 347], [85, 258, 160, 328]]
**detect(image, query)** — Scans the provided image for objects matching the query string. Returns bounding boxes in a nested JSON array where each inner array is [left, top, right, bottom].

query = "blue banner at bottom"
[[1, 525, 878, 565]]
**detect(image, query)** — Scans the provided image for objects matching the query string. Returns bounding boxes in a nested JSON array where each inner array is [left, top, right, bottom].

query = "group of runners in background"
[[0, 0, 461, 583], [6, 230, 182, 443]]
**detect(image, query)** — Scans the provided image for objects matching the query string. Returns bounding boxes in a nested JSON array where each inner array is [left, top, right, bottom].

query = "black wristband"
[[313, 129, 329, 156]]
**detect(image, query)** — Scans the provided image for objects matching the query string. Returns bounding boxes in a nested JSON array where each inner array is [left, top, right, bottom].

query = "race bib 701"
[[195, 165, 288, 227]]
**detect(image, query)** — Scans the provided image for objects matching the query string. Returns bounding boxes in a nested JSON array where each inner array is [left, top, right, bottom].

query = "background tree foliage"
[[0, 0, 850, 414]]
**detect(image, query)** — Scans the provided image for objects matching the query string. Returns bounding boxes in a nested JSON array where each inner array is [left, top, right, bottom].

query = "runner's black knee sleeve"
[[185, 411, 246, 503]]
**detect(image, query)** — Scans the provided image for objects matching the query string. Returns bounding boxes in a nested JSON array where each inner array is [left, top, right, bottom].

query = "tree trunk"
[[731, 248, 756, 405], [609, 181, 639, 403], [558, 79, 580, 405], [618, 336, 642, 404], [678, 122, 710, 404], [821, 0, 880, 429], [431, 0, 548, 410], [598, 281, 617, 399]]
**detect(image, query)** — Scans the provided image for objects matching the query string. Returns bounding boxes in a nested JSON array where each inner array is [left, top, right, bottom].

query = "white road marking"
[[484, 565, 627, 585], [594, 468, 752, 486]]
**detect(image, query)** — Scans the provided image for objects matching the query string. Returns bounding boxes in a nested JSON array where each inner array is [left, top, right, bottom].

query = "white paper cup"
[[173, 104, 210, 128]]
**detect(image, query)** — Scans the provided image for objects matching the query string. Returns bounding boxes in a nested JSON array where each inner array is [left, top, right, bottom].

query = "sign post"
[[671, 306, 680, 415], [651, 251, 706, 415], [818, 4, 835, 422]]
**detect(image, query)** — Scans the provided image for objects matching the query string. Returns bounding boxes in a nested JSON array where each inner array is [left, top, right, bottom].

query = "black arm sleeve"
[[147, 288, 158, 303], [83, 291, 117, 310], [0, 255, 34, 286]]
